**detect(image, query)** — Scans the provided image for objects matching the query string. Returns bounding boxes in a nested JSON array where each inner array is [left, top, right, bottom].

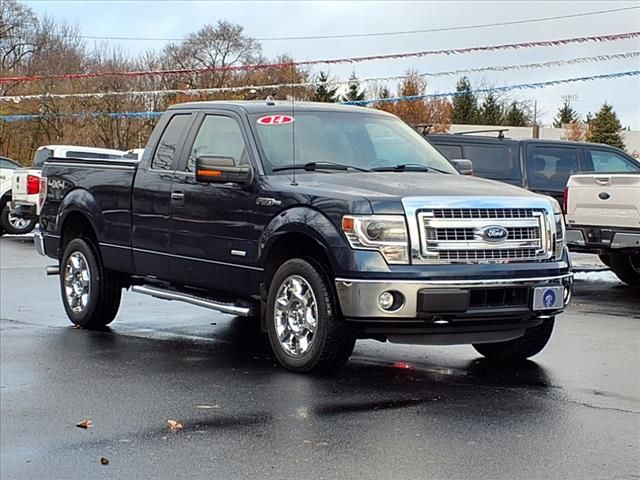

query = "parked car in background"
[[565, 172, 640, 286], [426, 133, 640, 207], [0, 156, 34, 235], [9, 145, 126, 231]]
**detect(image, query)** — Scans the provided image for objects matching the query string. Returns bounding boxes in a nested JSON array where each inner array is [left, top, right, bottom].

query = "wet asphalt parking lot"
[[1, 235, 639, 480]]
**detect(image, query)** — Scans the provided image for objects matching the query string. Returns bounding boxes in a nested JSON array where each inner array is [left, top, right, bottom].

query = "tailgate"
[[12, 169, 41, 200], [566, 174, 640, 229]]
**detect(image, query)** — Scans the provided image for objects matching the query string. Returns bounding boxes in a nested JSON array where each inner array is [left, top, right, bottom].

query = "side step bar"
[[131, 285, 252, 317]]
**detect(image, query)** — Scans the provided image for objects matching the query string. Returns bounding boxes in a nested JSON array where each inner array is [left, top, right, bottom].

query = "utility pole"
[[532, 101, 539, 138]]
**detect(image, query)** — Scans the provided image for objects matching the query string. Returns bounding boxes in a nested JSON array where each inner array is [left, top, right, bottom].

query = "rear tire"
[[60, 238, 122, 328], [609, 254, 640, 287], [266, 258, 355, 372], [472, 318, 555, 361], [0, 205, 36, 235]]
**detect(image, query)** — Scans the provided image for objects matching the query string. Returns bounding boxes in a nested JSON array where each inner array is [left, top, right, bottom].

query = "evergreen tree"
[[341, 72, 366, 102], [587, 103, 625, 149], [450, 77, 478, 124], [311, 72, 338, 102], [503, 102, 530, 127], [553, 99, 578, 128], [479, 93, 503, 125]]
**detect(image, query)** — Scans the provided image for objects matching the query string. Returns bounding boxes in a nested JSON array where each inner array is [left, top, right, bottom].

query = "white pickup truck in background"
[[9, 145, 127, 234], [565, 173, 640, 286]]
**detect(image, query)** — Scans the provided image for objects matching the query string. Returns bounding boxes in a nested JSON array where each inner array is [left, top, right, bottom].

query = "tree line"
[[0, 0, 630, 164]]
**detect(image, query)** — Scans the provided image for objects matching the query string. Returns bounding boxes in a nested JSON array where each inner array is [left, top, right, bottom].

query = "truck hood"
[[271, 172, 542, 214]]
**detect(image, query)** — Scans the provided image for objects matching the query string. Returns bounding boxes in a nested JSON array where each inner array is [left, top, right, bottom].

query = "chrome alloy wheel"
[[273, 275, 318, 357], [64, 252, 91, 314], [8, 212, 30, 230]]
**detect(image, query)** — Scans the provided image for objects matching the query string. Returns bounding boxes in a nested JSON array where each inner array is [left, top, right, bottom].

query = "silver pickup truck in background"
[[565, 173, 640, 286]]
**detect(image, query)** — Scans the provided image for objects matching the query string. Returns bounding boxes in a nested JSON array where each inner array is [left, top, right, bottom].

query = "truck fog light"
[[378, 291, 404, 312]]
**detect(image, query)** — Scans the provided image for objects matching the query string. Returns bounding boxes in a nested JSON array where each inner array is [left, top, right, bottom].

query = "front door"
[[168, 112, 263, 296]]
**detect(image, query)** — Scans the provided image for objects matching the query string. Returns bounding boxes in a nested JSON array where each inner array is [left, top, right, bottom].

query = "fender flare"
[[57, 188, 104, 239], [258, 206, 347, 269]]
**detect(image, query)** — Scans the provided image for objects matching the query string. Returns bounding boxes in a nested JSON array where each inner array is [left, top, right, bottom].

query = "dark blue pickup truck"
[[36, 101, 573, 372]]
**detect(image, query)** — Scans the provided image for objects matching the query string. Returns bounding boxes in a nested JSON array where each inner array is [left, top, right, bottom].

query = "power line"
[[2, 31, 638, 85], [3, 51, 638, 103], [2, 70, 638, 122], [71, 6, 640, 42]]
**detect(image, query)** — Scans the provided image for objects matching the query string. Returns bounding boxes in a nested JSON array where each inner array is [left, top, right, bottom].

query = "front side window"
[[587, 149, 638, 172], [0, 158, 20, 169], [151, 114, 190, 171], [250, 111, 457, 175], [185, 115, 248, 173], [526, 146, 578, 190]]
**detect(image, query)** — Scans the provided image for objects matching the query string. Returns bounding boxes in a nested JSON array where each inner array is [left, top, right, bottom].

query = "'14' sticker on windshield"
[[257, 115, 294, 125]]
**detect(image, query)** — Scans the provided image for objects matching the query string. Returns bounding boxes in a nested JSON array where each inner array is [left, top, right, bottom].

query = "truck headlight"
[[551, 200, 566, 259], [342, 215, 409, 264]]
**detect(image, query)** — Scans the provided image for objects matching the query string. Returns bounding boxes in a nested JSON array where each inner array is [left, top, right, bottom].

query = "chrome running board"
[[131, 285, 252, 317]]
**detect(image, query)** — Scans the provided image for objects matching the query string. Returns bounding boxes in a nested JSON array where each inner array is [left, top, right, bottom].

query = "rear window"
[[0, 158, 20, 169], [32, 148, 54, 168], [462, 144, 520, 181]]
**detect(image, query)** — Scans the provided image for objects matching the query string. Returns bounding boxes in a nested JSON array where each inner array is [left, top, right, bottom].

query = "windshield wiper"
[[371, 163, 451, 174], [272, 161, 371, 173]]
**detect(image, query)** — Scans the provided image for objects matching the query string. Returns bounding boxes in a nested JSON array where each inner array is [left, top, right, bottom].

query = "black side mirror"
[[451, 158, 473, 176], [195, 155, 253, 185]]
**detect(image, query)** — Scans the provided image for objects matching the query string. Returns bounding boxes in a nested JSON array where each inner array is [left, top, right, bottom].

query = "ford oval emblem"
[[478, 225, 509, 242], [598, 192, 610, 200]]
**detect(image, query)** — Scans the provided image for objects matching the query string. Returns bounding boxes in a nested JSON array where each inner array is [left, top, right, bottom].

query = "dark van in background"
[[426, 132, 640, 205]]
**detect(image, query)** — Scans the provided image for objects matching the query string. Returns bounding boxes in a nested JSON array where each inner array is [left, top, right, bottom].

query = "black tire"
[[598, 254, 612, 268], [0, 205, 36, 235], [472, 318, 555, 361], [266, 258, 355, 372], [60, 237, 122, 328], [609, 254, 640, 287]]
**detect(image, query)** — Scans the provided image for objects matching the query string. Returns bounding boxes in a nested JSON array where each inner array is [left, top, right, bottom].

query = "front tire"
[[609, 254, 640, 287], [60, 238, 122, 328], [266, 258, 355, 372], [472, 318, 555, 361], [0, 205, 36, 235]]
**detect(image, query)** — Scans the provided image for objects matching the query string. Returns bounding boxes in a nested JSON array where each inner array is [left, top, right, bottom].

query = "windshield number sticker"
[[257, 115, 294, 125]]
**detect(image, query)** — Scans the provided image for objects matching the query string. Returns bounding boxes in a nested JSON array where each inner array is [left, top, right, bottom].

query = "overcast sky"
[[23, 0, 640, 128]]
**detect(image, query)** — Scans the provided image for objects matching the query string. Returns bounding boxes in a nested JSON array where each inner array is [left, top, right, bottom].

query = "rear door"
[[524, 143, 581, 204], [168, 111, 263, 294], [132, 112, 193, 280]]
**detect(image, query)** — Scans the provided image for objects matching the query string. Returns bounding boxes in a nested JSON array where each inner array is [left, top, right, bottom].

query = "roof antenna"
[[290, 62, 298, 186]]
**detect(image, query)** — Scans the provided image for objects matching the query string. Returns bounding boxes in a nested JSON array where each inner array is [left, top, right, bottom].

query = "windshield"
[[250, 111, 458, 175]]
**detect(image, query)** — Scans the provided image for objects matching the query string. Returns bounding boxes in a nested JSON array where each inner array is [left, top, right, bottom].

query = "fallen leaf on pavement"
[[167, 419, 183, 432], [76, 420, 93, 429], [196, 405, 220, 410], [100, 457, 109, 465]]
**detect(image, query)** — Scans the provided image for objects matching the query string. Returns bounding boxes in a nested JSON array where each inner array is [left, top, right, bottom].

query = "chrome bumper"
[[335, 273, 573, 319], [34, 230, 46, 256], [567, 229, 640, 249]]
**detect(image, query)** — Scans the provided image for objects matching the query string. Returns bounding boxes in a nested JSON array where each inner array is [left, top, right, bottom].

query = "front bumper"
[[8, 201, 37, 220], [335, 273, 573, 320], [567, 227, 640, 251]]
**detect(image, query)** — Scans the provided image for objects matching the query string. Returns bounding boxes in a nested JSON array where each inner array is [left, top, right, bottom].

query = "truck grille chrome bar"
[[402, 197, 556, 265]]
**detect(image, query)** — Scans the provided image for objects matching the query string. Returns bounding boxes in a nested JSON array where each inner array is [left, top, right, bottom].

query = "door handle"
[[171, 192, 184, 201]]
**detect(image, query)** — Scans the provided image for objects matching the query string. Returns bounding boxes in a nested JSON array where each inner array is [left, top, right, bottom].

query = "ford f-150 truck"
[[36, 101, 573, 372], [565, 173, 640, 286]]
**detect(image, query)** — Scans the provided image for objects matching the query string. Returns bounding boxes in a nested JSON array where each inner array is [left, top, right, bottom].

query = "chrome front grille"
[[419, 208, 547, 263], [431, 208, 535, 219]]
